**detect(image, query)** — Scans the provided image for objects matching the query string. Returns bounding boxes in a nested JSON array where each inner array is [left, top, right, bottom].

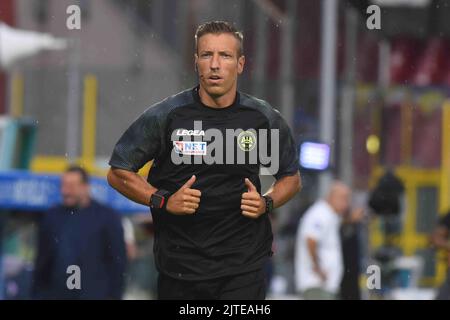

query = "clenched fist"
[[166, 175, 202, 215]]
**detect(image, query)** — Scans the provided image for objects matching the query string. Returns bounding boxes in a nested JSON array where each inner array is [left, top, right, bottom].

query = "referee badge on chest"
[[237, 130, 257, 152]]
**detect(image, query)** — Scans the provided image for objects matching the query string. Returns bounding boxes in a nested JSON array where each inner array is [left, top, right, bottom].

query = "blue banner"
[[0, 170, 149, 214]]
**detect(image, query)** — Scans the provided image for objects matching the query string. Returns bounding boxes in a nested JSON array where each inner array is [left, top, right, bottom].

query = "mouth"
[[207, 75, 223, 83]]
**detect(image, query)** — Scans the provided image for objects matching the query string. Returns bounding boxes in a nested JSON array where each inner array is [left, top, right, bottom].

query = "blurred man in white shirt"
[[295, 181, 351, 299]]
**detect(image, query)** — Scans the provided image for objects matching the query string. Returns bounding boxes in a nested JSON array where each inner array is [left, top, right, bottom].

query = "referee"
[[107, 21, 301, 300]]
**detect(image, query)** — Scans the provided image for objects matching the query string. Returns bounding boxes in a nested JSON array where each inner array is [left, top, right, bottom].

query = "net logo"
[[173, 141, 207, 155]]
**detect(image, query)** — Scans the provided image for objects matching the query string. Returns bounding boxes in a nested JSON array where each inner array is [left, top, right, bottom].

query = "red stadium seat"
[[390, 38, 423, 85], [413, 38, 450, 86]]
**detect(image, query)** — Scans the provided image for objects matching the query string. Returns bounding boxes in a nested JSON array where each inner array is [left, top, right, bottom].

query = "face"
[[195, 33, 245, 98], [329, 187, 351, 215], [61, 172, 89, 208]]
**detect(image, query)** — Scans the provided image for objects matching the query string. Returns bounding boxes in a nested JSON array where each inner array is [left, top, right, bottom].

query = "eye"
[[200, 53, 212, 58]]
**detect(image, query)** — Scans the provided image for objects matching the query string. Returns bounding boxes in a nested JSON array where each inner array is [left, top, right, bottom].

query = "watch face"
[[151, 194, 164, 209]]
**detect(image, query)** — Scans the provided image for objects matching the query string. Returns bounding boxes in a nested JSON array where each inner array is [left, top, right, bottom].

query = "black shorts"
[[157, 268, 267, 300]]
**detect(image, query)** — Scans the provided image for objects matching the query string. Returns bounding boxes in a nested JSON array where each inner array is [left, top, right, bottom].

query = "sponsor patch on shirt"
[[173, 141, 207, 155]]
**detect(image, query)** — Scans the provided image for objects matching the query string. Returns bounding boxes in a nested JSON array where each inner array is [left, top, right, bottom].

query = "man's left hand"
[[241, 178, 265, 219]]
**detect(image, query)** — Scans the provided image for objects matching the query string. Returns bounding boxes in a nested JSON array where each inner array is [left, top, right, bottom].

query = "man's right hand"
[[166, 175, 201, 215]]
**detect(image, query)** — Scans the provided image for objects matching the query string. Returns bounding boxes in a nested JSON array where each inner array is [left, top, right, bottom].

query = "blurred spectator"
[[340, 207, 364, 300], [368, 170, 404, 218], [295, 181, 363, 300], [430, 211, 450, 300], [31, 165, 126, 300], [122, 217, 137, 261]]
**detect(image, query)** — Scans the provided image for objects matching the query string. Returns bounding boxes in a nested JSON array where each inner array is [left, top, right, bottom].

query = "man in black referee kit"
[[107, 20, 301, 300]]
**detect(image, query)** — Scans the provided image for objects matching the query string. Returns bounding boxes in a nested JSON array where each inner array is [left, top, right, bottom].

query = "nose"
[[210, 53, 220, 71]]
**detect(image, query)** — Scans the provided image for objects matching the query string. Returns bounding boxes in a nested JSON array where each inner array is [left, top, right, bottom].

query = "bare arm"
[[265, 171, 302, 209], [306, 237, 327, 282], [107, 167, 157, 207], [107, 167, 201, 215], [307, 237, 321, 270]]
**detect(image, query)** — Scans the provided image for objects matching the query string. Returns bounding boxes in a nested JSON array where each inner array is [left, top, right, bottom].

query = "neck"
[[198, 86, 237, 108]]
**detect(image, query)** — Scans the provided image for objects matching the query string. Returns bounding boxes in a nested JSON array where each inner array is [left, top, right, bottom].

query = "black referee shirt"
[[109, 86, 299, 280]]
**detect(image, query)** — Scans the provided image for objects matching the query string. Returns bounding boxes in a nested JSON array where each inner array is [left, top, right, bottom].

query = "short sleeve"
[[109, 106, 164, 172], [269, 111, 299, 180], [302, 214, 325, 241]]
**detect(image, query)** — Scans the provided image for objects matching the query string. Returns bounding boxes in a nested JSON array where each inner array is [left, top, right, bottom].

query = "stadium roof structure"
[[0, 22, 67, 69]]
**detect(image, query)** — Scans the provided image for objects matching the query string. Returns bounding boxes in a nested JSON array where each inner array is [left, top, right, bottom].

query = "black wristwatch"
[[262, 195, 274, 214], [149, 189, 172, 210]]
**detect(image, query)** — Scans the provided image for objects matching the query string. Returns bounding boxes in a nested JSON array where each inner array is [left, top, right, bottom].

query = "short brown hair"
[[195, 21, 244, 57], [65, 165, 90, 184]]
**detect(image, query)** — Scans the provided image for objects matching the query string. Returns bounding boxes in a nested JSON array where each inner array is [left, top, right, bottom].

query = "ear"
[[194, 54, 199, 72], [237, 55, 245, 75]]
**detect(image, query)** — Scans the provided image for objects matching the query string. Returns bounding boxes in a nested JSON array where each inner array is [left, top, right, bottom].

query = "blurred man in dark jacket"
[[32, 165, 126, 299]]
